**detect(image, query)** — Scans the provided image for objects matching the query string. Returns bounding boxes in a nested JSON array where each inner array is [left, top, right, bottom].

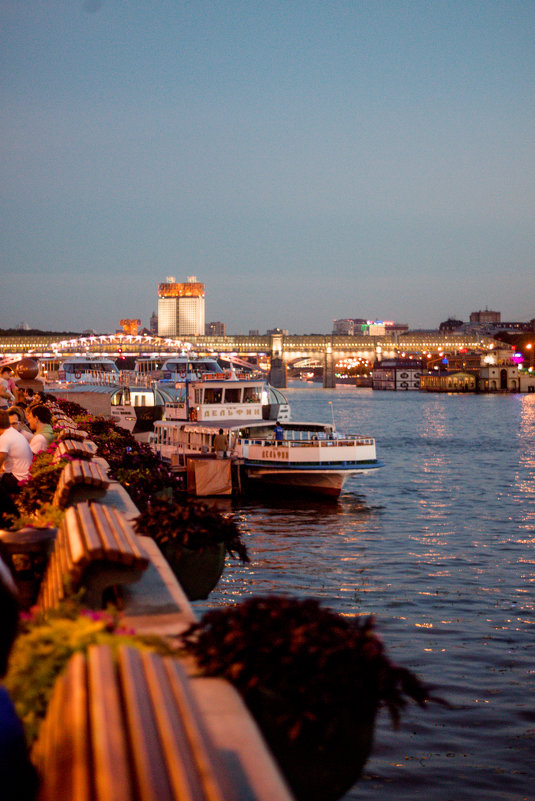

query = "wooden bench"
[[38, 501, 149, 609], [54, 438, 98, 461], [32, 644, 230, 801], [53, 459, 110, 508], [57, 426, 88, 442], [50, 410, 77, 426]]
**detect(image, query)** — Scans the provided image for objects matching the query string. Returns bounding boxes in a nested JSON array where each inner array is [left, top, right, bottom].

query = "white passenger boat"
[[151, 376, 381, 498], [42, 356, 173, 433]]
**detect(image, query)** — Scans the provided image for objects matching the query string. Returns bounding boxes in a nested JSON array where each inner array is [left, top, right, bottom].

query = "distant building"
[[332, 319, 355, 335], [439, 317, 464, 332], [119, 319, 141, 336], [267, 328, 289, 336], [372, 358, 423, 391], [248, 329, 260, 336], [470, 309, 500, 324], [420, 372, 476, 393], [479, 363, 518, 392], [158, 276, 205, 337], [149, 311, 158, 335], [205, 321, 226, 336], [332, 318, 408, 337]]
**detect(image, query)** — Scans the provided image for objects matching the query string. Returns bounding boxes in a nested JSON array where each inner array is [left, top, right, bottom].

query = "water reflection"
[[191, 389, 535, 801]]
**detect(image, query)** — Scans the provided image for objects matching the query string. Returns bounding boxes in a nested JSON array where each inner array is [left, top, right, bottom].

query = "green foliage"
[[134, 498, 249, 562], [4, 601, 179, 745], [15, 452, 67, 518], [10, 503, 65, 530]]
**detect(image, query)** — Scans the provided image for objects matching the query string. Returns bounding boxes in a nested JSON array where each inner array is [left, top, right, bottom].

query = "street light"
[[525, 343, 533, 371]]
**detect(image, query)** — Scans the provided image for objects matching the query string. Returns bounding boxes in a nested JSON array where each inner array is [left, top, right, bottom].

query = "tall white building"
[[157, 276, 205, 337]]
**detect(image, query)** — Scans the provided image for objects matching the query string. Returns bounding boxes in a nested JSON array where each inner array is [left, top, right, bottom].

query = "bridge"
[[0, 330, 499, 387]]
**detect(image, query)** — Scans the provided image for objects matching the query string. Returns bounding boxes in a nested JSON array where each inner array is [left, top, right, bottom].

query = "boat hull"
[[242, 463, 380, 498]]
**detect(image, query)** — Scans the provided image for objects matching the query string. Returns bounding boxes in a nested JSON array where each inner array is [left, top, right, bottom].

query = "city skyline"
[[1, 1, 534, 333]]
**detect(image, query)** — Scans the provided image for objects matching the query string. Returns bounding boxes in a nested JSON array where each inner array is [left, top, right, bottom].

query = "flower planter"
[[160, 540, 226, 600], [0, 526, 57, 610], [250, 687, 375, 801]]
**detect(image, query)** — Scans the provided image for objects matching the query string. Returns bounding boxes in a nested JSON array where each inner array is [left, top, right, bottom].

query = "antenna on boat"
[[328, 400, 335, 428]]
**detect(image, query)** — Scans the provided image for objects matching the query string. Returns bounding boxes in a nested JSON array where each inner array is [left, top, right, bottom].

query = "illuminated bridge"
[[0, 330, 499, 387]]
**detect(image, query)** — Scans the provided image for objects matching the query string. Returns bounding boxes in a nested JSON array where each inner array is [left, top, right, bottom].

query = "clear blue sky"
[[1, 1, 534, 334]]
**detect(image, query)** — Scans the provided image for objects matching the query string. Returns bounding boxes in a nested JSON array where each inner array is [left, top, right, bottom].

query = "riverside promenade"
[[2, 405, 295, 801]]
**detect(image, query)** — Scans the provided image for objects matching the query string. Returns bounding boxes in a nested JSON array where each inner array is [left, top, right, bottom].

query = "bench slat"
[[90, 504, 123, 560], [147, 652, 227, 801], [77, 503, 106, 561], [106, 506, 149, 566], [64, 505, 94, 572], [88, 645, 134, 801], [118, 647, 177, 801]]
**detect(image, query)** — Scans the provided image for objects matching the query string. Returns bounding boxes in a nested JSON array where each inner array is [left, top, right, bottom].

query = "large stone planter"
[[249, 688, 376, 801], [159, 540, 226, 600], [0, 526, 57, 609]]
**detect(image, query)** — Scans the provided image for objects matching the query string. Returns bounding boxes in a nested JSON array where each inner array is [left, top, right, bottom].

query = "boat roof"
[[155, 419, 333, 432], [59, 357, 118, 363], [50, 384, 159, 396]]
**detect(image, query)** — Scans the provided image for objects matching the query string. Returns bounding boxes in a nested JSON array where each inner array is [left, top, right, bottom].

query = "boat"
[[42, 356, 173, 433], [159, 355, 227, 381], [53, 356, 121, 383], [151, 375, 382, 498]]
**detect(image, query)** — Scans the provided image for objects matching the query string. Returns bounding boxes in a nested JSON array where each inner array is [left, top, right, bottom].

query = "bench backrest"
[[38, 501, 149, 609], [53, 460, 110, 508], [33, 644, 228, 801], [54, 439, 98, 460]]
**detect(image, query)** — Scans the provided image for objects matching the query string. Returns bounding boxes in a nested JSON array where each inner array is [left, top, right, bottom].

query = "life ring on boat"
[[74, 371, 81, 380], [189, 408, 197, 421]]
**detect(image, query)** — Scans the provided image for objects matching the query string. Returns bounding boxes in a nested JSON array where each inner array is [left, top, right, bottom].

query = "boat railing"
[[242, 437, 375, 448]]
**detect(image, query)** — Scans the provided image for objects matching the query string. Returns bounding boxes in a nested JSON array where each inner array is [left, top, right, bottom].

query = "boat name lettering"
[[262, 448, 289, 460]]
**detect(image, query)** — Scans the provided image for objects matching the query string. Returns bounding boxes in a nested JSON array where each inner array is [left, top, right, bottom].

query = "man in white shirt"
[[0, 410, 33, 525]]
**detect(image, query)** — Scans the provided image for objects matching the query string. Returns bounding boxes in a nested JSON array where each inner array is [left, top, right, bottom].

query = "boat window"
[[243, 387, 261, 403], [223, 387, 241, 403], [111, 391, 123, 406], [204, 388, 222, 404]]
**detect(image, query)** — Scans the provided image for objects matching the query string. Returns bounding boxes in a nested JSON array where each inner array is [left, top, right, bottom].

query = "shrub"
[[134, 498, 249, 562]]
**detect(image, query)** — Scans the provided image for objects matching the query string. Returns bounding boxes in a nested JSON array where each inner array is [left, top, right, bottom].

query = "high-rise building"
[[470, 309, 501, 324], [157, 276, 205, 337], [205, 321, 226, 336]]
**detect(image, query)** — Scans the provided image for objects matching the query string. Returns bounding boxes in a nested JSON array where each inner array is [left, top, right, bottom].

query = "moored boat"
[[151, 375, 382, 498]]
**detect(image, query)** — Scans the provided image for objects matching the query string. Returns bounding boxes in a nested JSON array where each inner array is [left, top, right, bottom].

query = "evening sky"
[[1, 1, 534, 334]]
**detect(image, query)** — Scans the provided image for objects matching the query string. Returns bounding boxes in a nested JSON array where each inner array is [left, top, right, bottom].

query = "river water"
[[193, 385, 535, 801]]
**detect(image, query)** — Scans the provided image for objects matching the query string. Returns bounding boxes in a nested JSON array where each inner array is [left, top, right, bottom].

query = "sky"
[[1, 1, 534, 335]]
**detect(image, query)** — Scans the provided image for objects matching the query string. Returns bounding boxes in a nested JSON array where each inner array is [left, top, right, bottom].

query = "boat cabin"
[[160, 356, 226, 381], [56, 357, 120, 383], [164, 377, 290, 423]]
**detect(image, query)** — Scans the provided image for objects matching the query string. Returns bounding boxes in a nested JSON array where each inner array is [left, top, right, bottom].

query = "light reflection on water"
[[194, 388, 535, 801]]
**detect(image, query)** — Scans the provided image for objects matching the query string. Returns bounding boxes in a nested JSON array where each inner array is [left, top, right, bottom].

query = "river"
[[193, 384, 535, 801]]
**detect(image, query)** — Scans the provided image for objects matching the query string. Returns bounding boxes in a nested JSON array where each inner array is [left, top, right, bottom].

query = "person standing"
[[0, 410, 33, 526], [274, 421, 284, 444], [0, 370, 15, 411], [0, 368, 17, 404], [213, 428, 229, 459]]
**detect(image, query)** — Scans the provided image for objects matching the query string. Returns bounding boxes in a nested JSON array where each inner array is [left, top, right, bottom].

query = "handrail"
[[244, 437, 374, 447]]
